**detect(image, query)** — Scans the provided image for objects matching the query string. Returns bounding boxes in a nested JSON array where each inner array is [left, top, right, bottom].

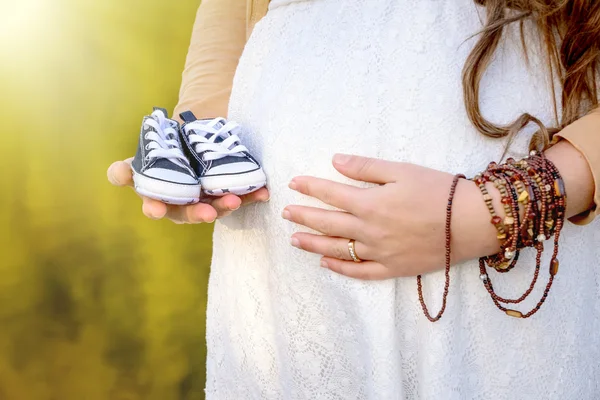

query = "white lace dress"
[[206, 1, 600, 398]]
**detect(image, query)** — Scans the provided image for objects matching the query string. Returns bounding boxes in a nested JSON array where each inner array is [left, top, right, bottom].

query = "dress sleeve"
[[554, 108, 600, 225], [173, 0, 248, 120]]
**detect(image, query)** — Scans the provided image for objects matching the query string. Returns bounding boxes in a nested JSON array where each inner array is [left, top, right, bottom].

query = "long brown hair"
[[464, 0, 600, 151]]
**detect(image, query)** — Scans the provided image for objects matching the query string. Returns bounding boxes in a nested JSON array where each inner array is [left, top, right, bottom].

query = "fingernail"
[[231, 205, 241, 211], [288, 180, 297, 190], [320, 260, 329, 269], [291, 237, 300, 248], [262, 195, 271, 203], [333, 154, 351, 165], [282, 209, 291, 220]]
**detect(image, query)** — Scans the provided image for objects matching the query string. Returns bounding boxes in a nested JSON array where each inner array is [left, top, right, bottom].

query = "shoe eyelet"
[[145, 144, 151, 150]]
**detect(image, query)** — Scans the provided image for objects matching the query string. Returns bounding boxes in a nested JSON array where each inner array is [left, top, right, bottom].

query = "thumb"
[[107, 158, 134, 187], [332, 154, 398, 184]]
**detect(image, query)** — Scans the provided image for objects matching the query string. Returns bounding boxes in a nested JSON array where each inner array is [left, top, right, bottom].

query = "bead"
[[545, 220, 554, 228], [491, 216, 502, 225], [501, 197, 511, 205], [558, 179, 566, 197], [528, 169, 536, 176], [506, 157, 515, 164], [504, 250, 516, 260], [548, 203, 556, 210], [553, 180, 562, 196], [545, 184, 552, 192], [518, 190, 529, 202], [530, 150, 537, 156], [550, 259, 559, 276], [504, 217, 515, 225], [527, 228, 534, 237], [527, 212, 536, 220], [483, 194, 492, 201], [506, 309, 523, 318], [488, 162, 497, 169], [496, 233, 507, 240], [537, 234, 547, 242], [479, 274, 488, 282], [498, 262, 510, 270]]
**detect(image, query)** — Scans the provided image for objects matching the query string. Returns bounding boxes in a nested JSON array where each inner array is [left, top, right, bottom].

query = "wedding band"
[[347, 239, 363, 263]]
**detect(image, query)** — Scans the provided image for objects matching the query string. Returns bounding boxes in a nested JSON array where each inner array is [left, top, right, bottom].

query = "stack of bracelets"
[[417, 150, 567, 321]]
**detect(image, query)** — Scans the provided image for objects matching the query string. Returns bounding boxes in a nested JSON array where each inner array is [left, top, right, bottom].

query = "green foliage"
[[0, 0, 212, 398]]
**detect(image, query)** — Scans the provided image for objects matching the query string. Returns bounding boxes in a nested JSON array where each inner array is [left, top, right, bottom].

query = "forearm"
[[173, 0, 247, 122], [453, 139, 595, 263]]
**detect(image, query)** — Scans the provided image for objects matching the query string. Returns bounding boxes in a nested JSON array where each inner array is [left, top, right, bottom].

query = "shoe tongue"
[[153, 107, 169, 118], [199, 118, 224, 129], [197, 118, 227, 143]]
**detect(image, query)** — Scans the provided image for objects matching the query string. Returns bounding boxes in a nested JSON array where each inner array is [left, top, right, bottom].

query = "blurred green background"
[[0, 0, 214, 399]]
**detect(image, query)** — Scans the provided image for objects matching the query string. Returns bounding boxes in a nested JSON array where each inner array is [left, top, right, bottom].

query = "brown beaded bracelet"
[[418, 152, 566, 322], [477, 152, 566, 318], [417, 174, 465, 322]]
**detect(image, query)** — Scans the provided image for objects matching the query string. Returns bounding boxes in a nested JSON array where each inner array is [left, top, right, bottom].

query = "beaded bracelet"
[[417, 152, 566, 322], [417, 174, 465, 322], [477, 152, 566, 318]]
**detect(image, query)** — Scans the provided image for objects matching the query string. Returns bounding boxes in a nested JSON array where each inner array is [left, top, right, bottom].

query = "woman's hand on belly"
[[282, 154, 502, 280], [107, 158, 270, 223]]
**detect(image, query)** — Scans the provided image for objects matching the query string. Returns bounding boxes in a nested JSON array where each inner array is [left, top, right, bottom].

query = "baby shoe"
[[131, 107, 201, 204], [179, 111, 267, 196]]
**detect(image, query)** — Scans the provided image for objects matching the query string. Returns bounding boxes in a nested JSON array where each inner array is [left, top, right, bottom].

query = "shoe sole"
[[132, 170, 201, 205], [201, 168, 267, 197]]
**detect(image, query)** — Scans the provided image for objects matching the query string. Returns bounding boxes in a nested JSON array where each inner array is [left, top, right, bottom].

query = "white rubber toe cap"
[[205, 161, 259, 176], [144, 168, 198, 184], [201, 167, 266, 191]]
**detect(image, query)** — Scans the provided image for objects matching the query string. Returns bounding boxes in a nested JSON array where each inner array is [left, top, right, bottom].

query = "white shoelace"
[[143, 111, 190, 170], [185, 118, 249, 161]]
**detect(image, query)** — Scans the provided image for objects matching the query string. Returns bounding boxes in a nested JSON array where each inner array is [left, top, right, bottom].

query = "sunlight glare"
[[0, 0, 53, 50]]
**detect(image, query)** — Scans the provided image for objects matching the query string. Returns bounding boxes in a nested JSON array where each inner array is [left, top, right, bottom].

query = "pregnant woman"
[[108, 0, 600, 398]]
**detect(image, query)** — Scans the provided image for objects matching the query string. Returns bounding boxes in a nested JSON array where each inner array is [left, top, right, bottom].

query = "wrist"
[[451, 178, 503, 263]]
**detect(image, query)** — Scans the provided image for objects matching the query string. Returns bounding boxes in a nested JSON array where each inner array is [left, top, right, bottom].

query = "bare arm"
[[283, 112, 599, 280]]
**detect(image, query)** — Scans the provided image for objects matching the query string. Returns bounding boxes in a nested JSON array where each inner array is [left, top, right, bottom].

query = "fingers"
[[165, 202, 219, 224], [110, 157, 269, 223], [107, 158, 134, 187], [321, 258, 393, 280], [291, 233, 373, 261], [206, 188, 270, 218], [140, 200, 222, 224], [289, 177, 364, 214], [141, 197, 168, 220], [282, 205, 363, 238], [241, 187, 270, 205], [332, 154, 398, 184], [208, 194, 242, 215]]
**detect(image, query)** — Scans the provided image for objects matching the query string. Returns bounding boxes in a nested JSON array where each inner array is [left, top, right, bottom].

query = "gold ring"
[[347, 239, 363, 263]]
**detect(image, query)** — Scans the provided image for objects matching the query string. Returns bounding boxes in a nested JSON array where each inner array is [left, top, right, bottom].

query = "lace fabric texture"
[[206, 1, 600, 398]]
